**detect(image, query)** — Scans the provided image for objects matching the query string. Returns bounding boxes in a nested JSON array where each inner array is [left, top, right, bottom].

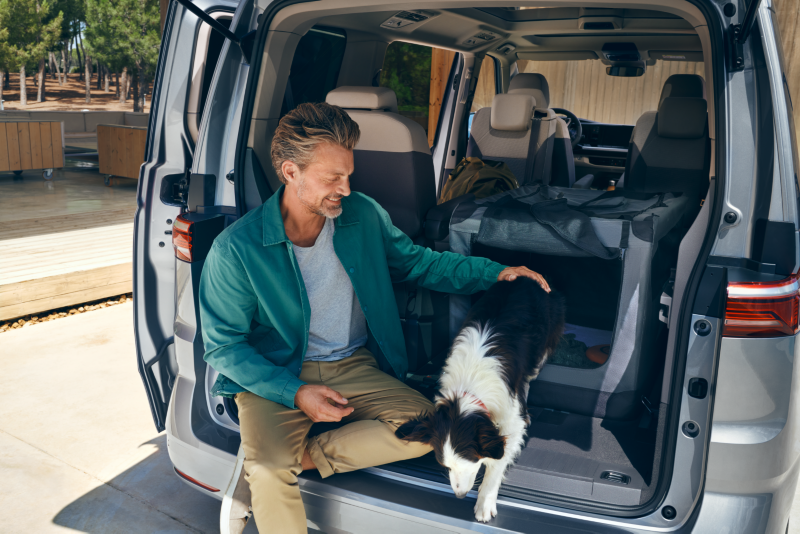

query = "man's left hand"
[[498, 266, 551, 293]]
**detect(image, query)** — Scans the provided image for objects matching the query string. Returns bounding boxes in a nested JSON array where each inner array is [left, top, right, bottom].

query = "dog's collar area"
[[461, 392, 489, 413]]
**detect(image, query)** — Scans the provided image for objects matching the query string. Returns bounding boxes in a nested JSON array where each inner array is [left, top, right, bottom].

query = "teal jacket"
[[199, 186, 506, 409]]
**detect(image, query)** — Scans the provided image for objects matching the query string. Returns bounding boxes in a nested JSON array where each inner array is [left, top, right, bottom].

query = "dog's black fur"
[[396, 277, 566, 449]]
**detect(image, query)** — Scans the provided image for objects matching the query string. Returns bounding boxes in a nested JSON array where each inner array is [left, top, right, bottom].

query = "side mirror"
[[606, 65, 645, 77]]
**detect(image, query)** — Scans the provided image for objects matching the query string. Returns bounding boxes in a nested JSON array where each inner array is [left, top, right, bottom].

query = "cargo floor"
[[379, 406, 661, 507]]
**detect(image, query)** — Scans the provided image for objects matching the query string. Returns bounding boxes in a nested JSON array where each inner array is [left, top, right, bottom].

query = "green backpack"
[[439, 157, 520, 204]]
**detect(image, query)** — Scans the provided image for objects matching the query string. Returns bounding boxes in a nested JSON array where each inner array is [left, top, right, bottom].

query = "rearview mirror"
[[606, 66, 645, 77]]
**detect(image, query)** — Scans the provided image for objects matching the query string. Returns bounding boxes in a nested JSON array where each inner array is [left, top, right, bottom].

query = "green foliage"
[[0, 0, 63, 72], [84, 0, 160, 75], [380, 42, 432, 113]]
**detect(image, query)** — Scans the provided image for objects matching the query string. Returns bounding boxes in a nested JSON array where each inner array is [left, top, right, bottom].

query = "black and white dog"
[[396, 277, 565, 522]]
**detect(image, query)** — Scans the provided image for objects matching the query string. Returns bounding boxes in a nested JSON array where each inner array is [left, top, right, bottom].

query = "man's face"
[[283, 142, 354, 219]]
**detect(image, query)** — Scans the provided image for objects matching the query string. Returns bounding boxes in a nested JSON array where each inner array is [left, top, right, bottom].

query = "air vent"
[[600, 471, 631, 485]]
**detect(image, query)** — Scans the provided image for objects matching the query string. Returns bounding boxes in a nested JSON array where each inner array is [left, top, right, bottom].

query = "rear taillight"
[[724, 273, 800, 338], [172, 214, 193, 262], [174, 467, 219, 492]]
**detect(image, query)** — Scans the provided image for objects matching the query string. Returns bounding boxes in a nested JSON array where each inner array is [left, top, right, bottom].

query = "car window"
[[512, 58, 704, 125], [380, 42, 454, 147], [469, 56, 498, 137], [281, 27, 347, 116]]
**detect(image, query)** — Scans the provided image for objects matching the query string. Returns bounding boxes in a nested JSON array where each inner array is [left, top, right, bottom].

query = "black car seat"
[[466, 90, 557, 186], [507, 73, 575, 187], [325, 86, 447, 373], [624, 74, 710, 199]]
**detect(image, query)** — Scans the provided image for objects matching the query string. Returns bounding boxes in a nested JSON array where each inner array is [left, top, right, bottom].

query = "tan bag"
[[439, 157, 519, 204]]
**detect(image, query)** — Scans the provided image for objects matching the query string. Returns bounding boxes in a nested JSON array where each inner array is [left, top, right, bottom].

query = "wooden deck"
[[0, 169, 137, 321]]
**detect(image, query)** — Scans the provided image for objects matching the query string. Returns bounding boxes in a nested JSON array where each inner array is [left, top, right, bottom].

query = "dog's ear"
[[475, 414, 505, 460], [395, 414, 435, 444]]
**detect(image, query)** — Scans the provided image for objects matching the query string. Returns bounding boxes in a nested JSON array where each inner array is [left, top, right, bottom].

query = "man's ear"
[[475, 415, 505, 460], [282, 160, 300, 184], [395, 414, 434, 444]]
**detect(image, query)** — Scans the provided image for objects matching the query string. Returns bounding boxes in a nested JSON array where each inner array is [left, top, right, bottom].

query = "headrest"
[[508, 73, 550, 108], [659, 74, 705, 106], [657, 97, 708, 139], [490, 94, 536, 131], [325, 86, 399, 113]]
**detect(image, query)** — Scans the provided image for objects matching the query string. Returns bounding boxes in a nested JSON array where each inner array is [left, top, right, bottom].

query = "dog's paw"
[[474, 496, 497, 522]]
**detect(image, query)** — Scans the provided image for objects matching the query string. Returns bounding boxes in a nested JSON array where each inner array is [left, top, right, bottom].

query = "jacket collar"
[[261, 186, 359, 246]]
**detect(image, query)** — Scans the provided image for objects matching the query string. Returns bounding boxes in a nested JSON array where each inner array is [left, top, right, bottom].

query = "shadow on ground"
[[52, 434, 256, 534]]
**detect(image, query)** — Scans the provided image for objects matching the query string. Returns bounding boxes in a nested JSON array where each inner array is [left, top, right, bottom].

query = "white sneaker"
[[220, 446, 253, 534]]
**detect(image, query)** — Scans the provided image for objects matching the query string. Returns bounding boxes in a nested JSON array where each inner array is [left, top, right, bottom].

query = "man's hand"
[[295, 385, 354, 422], [497, 266, 551, 292]]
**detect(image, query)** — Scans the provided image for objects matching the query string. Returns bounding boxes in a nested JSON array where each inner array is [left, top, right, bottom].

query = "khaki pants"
[[235, 347, 433, 533]]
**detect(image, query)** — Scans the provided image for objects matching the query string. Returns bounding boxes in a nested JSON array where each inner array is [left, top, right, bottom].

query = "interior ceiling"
[[317, 7, 702, 62]]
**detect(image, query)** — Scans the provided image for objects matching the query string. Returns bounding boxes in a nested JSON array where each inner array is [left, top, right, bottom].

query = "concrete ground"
[[0, 302, 799, 533], [0, 302, 255, 533]]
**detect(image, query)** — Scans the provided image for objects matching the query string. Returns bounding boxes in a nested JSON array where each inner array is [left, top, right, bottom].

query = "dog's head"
[[395, 397, 505, 498]]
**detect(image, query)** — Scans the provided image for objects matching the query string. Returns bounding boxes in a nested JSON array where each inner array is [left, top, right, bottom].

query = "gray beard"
[[297, 177, 342, 219]]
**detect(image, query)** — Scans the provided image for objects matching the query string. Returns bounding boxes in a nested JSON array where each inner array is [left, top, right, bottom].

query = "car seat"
[[508, 73, 575, 187], [325, 87, 448, 373], [466, 89, 558, 186]]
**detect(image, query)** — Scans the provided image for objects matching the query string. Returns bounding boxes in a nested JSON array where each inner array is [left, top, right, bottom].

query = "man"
[[199, 102, 549, 533]]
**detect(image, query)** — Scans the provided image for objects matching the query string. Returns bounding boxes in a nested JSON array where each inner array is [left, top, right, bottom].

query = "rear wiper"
[[729, 0, 764, 71], [173, 0, 255, 63]]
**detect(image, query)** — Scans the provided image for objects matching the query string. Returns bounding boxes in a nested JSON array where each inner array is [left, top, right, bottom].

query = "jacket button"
[[363, 306, 367, 312], [349, 267, 355, 273]]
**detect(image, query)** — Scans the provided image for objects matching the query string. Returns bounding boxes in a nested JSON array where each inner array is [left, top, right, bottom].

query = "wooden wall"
[[0, 122, 64, 172], [472, 59, 704, 125], [773, 0, 800, 139]]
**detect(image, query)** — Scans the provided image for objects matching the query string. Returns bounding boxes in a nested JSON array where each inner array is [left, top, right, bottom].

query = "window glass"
[[380, 42, 454, 146], [513, 58, 704, 125], [471, 56, 497, 113], [197, 18, 230, 127], [281, 27, 347, 116]]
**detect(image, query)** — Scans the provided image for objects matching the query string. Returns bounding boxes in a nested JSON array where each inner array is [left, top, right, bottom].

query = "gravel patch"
[[0, 293, 133, 333]]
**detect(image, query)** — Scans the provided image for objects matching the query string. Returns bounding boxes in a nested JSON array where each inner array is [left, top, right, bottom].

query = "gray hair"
[[270, 102, 361, 183]]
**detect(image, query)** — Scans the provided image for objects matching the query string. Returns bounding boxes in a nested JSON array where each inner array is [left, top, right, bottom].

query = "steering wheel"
[[551, 108, 582, 149]]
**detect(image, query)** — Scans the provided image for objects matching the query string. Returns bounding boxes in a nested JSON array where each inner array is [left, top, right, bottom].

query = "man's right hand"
[[295, 384, 354, 422]]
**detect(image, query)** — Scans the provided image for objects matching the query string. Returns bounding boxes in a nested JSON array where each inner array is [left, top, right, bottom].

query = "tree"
[[1, 0, 62, 105], [0, 5, 19, 109], [85, 0, 160, 112]]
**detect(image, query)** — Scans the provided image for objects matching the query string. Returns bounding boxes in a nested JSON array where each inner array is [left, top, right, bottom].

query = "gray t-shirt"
[[292, 217, 368, 362]]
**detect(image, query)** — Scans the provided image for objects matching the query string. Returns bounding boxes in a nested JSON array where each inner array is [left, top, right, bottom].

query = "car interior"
[[232, 2, 716, 510]]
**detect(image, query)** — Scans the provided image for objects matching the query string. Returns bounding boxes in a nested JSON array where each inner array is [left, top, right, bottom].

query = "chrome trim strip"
[[727, 280, 799, 298]]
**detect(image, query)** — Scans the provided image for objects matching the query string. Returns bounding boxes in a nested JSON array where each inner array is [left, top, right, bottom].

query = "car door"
[[133, 0, 249, 432]]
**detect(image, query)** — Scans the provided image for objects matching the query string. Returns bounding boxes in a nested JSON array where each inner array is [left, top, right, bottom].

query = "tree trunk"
[[132, 67, 140, 112], [74, 34, 83, 81], [84, 54, 92, 103], [104, 66, 110, 92], [60, 48, 67, 84], [78, 30, 87, 82], [20, 65, 27, 106], [49, 52, 55, 80], [125, 70, 131, 101], [119, 67, 128, 103], [0, 70, 4, 110], [115, 72, 120, 98], [137, 64, 145, 111], [37, 57, 46, 102]]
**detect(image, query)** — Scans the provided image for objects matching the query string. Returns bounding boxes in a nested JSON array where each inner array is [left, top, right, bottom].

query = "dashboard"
[[574, 122, 634, 168]]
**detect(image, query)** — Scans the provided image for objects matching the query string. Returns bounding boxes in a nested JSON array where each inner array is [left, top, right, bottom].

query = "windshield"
[[472, 58, 704, 125]]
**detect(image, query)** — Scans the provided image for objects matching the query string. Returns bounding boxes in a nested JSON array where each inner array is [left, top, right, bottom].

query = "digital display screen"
[[581, 124, 634, 148]]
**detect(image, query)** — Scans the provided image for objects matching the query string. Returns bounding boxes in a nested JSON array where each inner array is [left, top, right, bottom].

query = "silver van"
[[134, 0, 800, 532]]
